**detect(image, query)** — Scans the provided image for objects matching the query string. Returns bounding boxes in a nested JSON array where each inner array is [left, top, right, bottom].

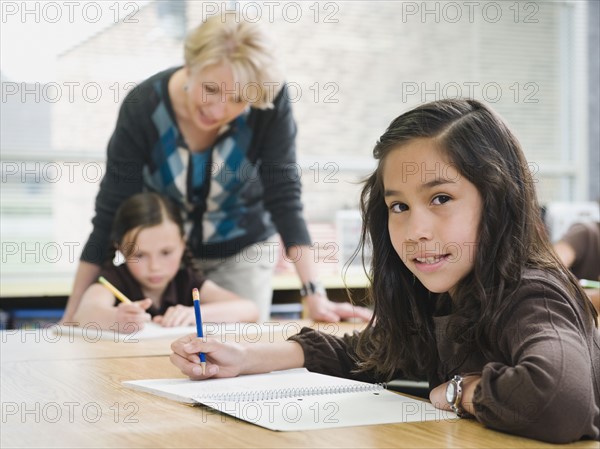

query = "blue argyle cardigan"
[[82, 67, 311, 264]]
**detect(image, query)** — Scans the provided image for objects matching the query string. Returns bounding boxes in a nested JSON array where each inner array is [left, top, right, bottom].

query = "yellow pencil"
[[98, 276, 132, 304]]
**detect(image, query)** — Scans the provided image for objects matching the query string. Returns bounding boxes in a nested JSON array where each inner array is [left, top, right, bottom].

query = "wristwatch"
[[446, 374, 470, 418], [299, 280, 326, 297]]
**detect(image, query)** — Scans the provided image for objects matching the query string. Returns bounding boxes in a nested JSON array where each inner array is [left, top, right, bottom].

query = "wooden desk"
[[0, 320, 355, 363], [1, 325, 597, 448]]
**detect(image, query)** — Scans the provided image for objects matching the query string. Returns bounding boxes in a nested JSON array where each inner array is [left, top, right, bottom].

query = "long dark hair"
[[355, 98, 597, 380], [107, 192, 198, 272]]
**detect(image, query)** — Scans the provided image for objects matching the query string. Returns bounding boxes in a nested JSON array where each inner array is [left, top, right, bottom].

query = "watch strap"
[[448, 374, 475, 419], [299, 280, 325, 297]]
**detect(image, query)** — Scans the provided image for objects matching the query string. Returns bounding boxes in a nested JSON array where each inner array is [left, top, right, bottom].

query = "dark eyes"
[[432, 195, 451, 205], [389, 195, 451, 213], [390, 203, 408, 213]]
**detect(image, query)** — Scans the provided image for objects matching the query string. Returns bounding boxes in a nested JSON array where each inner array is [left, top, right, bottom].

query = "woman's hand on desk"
[[304, 293, 373, 322], [170, 334, 246, 380]]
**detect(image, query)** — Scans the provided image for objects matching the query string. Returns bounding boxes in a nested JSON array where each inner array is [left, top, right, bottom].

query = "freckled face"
[[185, 63, 248, 131], [382, 138, 482, 295]]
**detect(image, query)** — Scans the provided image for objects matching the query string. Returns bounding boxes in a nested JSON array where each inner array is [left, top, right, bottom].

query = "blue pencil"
[[192, 288, 206, 375]]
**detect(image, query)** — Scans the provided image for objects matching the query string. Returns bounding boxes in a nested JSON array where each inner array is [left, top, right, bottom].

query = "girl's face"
[[383, 138, 482, 296], [186, 62, 249, 132], [122, 221, 185, 293]]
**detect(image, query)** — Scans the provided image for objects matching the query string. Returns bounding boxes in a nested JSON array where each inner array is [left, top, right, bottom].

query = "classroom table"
[[1, 322, 598, 449], [0, 319, 321, 362]]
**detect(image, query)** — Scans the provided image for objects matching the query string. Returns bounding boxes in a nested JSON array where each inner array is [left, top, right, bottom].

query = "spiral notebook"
[[123, 368, 455, 431]]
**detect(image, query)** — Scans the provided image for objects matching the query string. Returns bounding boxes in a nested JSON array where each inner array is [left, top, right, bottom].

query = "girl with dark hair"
[[74, 192, 258, 332], [169, 99, 599, 443]]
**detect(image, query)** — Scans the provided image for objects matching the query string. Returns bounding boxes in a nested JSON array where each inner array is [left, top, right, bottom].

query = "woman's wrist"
[[299, 280, 326, 298]]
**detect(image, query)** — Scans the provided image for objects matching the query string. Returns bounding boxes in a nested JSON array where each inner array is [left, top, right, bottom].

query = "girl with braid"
[[74, 192, 258, 332]]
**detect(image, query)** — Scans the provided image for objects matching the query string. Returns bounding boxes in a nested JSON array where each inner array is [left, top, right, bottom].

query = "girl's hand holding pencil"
[[113, 298, 153, 333], [170, 333, 246, 380], [169, 287, 246, 379], [98, 276, 153, 333]]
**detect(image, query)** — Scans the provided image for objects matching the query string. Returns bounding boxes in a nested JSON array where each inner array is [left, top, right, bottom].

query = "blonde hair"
[[184, 13, 283, 109]]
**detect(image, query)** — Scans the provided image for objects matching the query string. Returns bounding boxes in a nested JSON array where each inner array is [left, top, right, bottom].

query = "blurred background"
[[1, 0, 599, 323]]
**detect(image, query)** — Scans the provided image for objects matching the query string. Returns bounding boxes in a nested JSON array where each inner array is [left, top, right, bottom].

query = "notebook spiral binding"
[[194, 382, 387, 402]]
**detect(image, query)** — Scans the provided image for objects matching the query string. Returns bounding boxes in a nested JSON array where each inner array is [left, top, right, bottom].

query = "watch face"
[[446, 382, 456, 403]]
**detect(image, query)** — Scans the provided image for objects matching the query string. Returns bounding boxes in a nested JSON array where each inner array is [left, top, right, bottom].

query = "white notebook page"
[[123, 368, 456, 431]]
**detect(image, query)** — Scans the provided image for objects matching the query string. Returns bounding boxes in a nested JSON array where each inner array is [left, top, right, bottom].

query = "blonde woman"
[[63, 13, 372, 324]]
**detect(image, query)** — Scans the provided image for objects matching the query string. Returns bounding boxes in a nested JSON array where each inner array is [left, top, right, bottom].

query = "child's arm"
[[429, 374, 481, 416], [61, 261, 101, 323], [73, 283, 152, 333], [153, 280, 260, 327], [170, 333, 305, 379], [469, 281, 599, 443]]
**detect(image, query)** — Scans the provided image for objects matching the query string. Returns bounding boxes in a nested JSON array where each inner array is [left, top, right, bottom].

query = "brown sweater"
[[289, 269, 600, 443]]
